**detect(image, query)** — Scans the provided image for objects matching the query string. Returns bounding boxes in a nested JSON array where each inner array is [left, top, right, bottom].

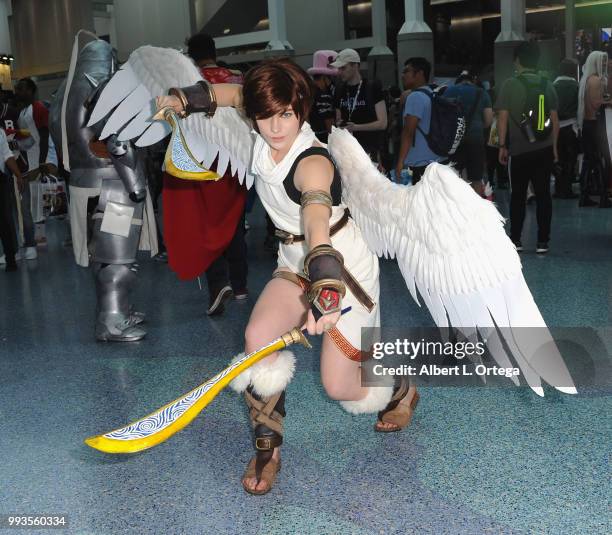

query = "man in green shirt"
[[496, 41, 559, 254]]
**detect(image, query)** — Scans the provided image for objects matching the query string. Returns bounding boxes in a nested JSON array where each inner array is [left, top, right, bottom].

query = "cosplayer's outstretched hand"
[[303, 308, 342, 336], [155, 95, 184, 115]]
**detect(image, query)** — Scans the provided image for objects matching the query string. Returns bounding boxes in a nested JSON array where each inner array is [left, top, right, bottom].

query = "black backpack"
[[515, 75, 552, 143], [414, 88, 466, 157]]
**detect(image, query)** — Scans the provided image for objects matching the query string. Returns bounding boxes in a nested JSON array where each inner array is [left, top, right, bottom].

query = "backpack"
[[414, 88, 466, 157], [515, 75, 552, 142]]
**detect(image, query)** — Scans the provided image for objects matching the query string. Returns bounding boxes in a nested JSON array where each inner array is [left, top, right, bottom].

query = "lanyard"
[[347, 80, 363, 121]]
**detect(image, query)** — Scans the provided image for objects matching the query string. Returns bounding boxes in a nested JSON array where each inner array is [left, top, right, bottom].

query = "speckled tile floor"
[[0, 193, 611, 535]]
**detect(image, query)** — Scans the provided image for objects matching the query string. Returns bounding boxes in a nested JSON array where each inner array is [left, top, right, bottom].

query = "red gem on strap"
[[318, 289, 340, 312]]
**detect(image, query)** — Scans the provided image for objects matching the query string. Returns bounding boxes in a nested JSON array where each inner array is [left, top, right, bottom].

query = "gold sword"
[[85, 307, 351, 454]]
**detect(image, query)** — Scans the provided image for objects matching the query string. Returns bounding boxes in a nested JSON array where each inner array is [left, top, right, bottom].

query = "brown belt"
[[273, 265, 375, 314], [274, 208, 350, 245]]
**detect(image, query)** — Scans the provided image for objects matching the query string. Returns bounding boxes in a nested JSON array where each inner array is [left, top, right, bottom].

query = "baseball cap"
[[329, 48, 360, 68]]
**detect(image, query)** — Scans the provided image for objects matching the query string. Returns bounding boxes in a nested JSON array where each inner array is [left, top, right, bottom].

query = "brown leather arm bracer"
[[304, 244, 346, 320], [168, 81, 217, 118]]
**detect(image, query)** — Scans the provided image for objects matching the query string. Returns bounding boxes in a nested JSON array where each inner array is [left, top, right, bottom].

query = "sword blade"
[[85, 333, 296, 453], [85, 307, 351, 454]]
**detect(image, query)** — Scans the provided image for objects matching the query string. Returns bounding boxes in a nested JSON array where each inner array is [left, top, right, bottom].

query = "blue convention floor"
[[1, 194, 611, 535]]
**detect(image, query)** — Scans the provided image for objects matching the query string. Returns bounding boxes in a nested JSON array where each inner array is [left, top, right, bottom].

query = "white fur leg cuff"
[[340, 386, 394, 415], [228, 350, 296, 397], [228, 353, 252, 394], [250, 350, 296, 398]]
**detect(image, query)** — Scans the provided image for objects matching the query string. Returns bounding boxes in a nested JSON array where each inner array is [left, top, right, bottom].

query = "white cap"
[[329, 48, 360, 68]]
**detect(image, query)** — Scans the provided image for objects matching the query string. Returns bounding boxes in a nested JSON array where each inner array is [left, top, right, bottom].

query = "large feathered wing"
[[328, 127, 576, 396], [88, 45, 256, 188]]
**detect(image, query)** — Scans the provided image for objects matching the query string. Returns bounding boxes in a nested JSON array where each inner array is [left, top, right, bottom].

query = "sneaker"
[[153, 251, 168, 263], [24, 246, 38, 260], [512, 240, 523, 252], [536, 242, 549, 254], [234, 288, 249, 300], [207, 285, 233, 316]]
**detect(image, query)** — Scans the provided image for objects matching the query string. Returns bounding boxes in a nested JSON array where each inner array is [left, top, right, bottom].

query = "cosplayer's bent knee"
[[321, 375, 358, 401]]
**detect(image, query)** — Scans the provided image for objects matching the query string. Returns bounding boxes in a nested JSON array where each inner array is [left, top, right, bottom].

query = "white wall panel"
[[114, 0, 191, 60]]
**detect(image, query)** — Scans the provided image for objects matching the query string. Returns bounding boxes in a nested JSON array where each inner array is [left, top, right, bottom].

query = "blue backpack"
[[414, 88, 466, 157]]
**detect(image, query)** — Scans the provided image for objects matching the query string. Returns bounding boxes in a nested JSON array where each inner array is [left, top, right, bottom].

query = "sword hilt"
[[282, 306, 352, 349]]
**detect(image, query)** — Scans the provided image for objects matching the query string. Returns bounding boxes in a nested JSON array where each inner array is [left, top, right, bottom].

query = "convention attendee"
[[445, 70, 493, 195], [395, 57, 445, 185], [333, 49, 387, 162], [577, 50, 612, 208], [15, 77, 51, 260], [163, 33, 248, 315], [0, 88, 21, 267], [0, 126, 22, 271], [307, 50, 338, 143], [496, 41, 559, 254], [49, 35, 150, 342]]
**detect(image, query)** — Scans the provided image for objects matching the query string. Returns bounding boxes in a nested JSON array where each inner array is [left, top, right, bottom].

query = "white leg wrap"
[[228, 350, 296, 397], [340, 386, 394, 415]]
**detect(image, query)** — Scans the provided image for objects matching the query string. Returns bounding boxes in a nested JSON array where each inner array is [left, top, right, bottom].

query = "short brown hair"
[[242, 58, 314, 126]]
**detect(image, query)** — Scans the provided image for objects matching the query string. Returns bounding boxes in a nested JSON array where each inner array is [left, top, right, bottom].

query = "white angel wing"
[[328, 127, 576, 396], [89, 46, 255, 187]]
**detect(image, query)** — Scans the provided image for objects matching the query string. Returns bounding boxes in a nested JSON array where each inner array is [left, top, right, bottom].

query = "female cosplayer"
[[157, 59, 418, 494]]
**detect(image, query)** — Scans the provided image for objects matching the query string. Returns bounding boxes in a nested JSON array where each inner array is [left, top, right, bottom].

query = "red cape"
[[163, 170, 246, 280], [162, 65, 247, 280]]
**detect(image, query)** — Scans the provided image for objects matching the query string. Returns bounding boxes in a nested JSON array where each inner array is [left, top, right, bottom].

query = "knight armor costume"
[[49, 34, 151, 341]]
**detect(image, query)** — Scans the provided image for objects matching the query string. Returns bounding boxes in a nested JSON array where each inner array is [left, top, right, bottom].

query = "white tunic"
[[255, 146, 380, 359]]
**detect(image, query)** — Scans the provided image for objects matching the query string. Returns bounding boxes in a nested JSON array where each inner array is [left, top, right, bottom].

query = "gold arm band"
[[300, 190, 333, 214], [307, 278, 346, 303]]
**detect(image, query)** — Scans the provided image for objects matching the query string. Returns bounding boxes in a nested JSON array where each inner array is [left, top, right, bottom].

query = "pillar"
[[396, 0, 433, 84]]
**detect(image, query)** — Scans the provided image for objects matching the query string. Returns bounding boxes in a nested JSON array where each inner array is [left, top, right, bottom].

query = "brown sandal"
[[242, 456, 281, 495], [374, 380, 419, 433], [242, 386, 286, 495]]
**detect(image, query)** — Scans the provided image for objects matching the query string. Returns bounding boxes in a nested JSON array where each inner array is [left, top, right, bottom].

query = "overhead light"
[[348, 1, 371, 11]]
